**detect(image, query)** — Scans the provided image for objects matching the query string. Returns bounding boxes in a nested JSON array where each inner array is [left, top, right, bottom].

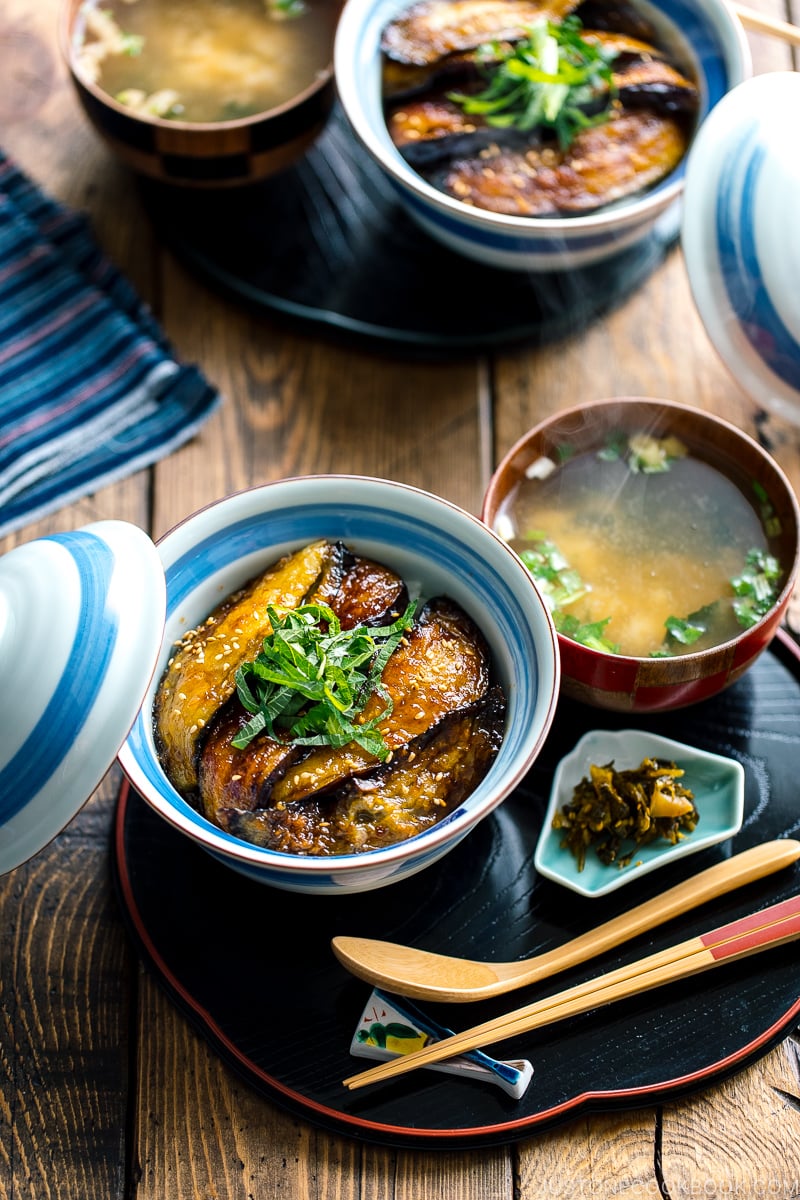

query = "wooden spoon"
[[331, 839, 800, 1003], [343, 891, 800, 1090]]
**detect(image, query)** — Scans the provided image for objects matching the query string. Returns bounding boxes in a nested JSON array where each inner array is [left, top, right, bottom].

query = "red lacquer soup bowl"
[[482, 397, 800, 713]]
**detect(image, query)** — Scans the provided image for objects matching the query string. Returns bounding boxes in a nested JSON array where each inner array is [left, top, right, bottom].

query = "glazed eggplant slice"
[[429, 108, 688, 216], [383, 47, 501, 100], [387, 94, 480, 155], [387, 95, 527, 166], [197, 697, 302, 824], [331, 551, 410, 629], [154, 538, 339, 795], [386, 27, 696, 169], [198, 593, 491, 820], [155, 540, 409, 797], [612, 56, 698, 116], [264, 595, 492, 809], [381, 0, 580, 65], [219, 687, 506, 854], [196, 556, 410, 819], [326, 685, 505, 852]]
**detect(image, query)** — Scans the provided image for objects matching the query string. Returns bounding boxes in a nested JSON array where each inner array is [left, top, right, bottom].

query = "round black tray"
[[112, 631, 800, 1149], [139, 105, 680, 355]]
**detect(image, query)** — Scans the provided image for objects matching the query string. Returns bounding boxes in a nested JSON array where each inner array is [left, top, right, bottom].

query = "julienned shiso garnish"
[[231, 600, 418, 757], [447, 17, 618, 148]]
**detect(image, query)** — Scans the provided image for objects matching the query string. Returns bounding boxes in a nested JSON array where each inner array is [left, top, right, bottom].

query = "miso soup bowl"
[[482, 398, 800, 712], [117, 475, 560, 894], [59, 0, 338, 188], [334, 0, 750, 271]]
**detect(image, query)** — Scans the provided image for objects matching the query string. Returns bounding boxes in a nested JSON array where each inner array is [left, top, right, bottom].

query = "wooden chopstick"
[[343, 894, 800, 1090], [733, 3, 800, 47]]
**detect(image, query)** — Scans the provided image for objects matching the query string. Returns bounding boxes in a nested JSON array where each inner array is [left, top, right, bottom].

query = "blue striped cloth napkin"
[[0, 150, 220, 538]]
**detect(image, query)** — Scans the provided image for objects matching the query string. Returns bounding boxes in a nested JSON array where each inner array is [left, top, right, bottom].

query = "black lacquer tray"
[[112, 631, 800, 1149], [138, 106, 679, 355]]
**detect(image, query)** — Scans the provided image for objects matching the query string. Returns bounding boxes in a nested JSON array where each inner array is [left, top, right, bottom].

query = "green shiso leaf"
[[232, 599, 418, 756]]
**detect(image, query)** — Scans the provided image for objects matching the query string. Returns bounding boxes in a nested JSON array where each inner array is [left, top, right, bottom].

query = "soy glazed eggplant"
[[154, 540, 505, 855], [381, 0, 700, 216]]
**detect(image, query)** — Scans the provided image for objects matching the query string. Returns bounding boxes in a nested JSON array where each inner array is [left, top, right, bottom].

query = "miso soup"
[[73, 0, 336, 124], [495, 433, 783, 658]]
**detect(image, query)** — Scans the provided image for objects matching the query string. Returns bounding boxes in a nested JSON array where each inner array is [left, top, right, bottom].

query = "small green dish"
[[534, 728, 745, 898]]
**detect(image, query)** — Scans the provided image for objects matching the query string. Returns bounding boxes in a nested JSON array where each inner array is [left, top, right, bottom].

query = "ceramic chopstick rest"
[[350, 988, 534, 1099]]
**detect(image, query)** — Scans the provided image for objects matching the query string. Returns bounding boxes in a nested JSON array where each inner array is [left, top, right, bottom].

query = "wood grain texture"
[[1, 0, 798, 1195], [0, 776, 132, 1200], [517, 1111, 658, 1198], [153, 254, 489, 536], [661, 1041, 800, 1197]]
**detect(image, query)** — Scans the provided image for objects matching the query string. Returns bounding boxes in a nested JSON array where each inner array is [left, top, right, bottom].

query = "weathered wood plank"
[[660, 1039, 800, 1196], [151, 253, 490, 539], [0, 773, 132, 1200], [517, 1110, 659, 1198]]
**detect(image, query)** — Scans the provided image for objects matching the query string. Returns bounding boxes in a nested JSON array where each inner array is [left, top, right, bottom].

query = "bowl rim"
[[481, 395, 800, 667], [334, 0, 752, 236], [59, 0, 336, 132], [118, 473, 561, 875]]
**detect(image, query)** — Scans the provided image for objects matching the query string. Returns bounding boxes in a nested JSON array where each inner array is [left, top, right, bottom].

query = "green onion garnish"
[[448, 17, 618, 148], [730, 549, 782, 629], [232, 599, 418, 757]]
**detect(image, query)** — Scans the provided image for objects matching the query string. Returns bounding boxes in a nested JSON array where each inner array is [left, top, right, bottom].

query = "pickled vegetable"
[[552, 756, 698, 870]]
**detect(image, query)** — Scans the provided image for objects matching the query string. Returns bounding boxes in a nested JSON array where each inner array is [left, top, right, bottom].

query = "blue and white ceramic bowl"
[[334, 0, 750, 271], [118, 475, 560, 894], [682, 72, 800, 423]]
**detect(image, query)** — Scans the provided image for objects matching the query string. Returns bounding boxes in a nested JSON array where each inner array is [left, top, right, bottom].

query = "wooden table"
[[2, 1, 800, 1195]]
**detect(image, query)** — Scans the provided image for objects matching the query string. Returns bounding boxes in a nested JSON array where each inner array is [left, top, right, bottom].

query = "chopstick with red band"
[[702, 892, 800, 958], [343, 893, 800, 1091]]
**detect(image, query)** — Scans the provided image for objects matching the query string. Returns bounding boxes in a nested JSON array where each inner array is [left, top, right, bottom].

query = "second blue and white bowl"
[[118, 475, 560, 893], [334, 0, 750, 271]]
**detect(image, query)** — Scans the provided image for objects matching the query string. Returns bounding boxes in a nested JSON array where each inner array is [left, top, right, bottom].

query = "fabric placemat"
[[0, 150, 220, 538]]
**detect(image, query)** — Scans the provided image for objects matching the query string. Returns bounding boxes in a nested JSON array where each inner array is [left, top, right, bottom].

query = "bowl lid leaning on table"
[[0, 521, 166, 874], [681, 71, 800, 422]]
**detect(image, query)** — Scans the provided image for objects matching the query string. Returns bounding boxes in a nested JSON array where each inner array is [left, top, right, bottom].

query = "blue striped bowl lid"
[[0, 520, 165, 874], [682, 73, 800, 420], [118, 475, 560, 894]]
